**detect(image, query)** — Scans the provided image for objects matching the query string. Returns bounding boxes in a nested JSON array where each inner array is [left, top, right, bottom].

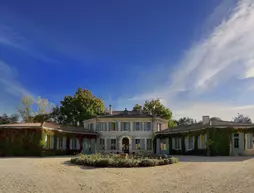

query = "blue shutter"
[[115, 121, 118, 131], [57, 137, 59, 150], [51, 135, 54, 149], [63, 137, 66, 150], [132, 139, 136, 150], [128, 122, 131, 131], [133, 122, 136, 131], [109, 122, 111, 131], [140, 122, 143, 131], [121, 122, 123, 131], [107, 138, 111, 150], [140, 139, 145, 150]]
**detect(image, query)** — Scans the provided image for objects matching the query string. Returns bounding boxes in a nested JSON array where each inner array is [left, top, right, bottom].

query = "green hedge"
[[70, 153, 179, 167]]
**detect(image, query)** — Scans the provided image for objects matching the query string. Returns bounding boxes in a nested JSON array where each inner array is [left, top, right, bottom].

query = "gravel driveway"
[[0, 156, 254, 193]]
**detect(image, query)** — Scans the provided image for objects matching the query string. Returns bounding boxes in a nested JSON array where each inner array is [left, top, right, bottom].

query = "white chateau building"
[[83, 105, 168, 154]]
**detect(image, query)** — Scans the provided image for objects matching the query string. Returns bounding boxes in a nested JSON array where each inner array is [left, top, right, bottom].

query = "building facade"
[[155, 116, 254, 156], [83, 107, 168, 154]]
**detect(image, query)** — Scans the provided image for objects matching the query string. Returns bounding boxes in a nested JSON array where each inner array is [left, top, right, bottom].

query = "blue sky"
[[1, 0, 254, 121]]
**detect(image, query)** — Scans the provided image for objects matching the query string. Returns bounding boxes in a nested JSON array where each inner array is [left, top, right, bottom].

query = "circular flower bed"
[[70, 153, 179, 167]]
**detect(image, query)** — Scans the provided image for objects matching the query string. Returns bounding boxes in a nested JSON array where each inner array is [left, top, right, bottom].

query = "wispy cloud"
[[128, 0, 254, 120], [0, 23, 60, 64]]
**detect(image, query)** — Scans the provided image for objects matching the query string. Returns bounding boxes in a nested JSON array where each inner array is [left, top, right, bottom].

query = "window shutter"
[[133, 122, 136, 131], [140, 139, 145, 150], [140, 122, 143, 131], [77, 138, 80, 150], [57, 137, 59, 150], [116, 139, 119, 150], [115, 121, 118, 131], [51, 135, 54, 149], [172, 138, 175, 149], [107, 138, 111, 150], [148, 122, 151, 131], [198, 135, 200, 149], [204, 133, 207, 148], [121, 122, 123, 131], [70, 138, 73, 150], [144, 122, 147, 131], [132, 139, 136, 150], [185, 137, 188, 150], [109, 122, 111, 131], [179, 138, 182, 150], [63, 137, 66, 150], [128, 122, 131, 131], [247, 133, 253, 149]]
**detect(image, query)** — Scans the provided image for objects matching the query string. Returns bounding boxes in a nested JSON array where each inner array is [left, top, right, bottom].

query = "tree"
[[51, 88, 105, 126], [37, 97, 53, 114], [210, 117, 222, 121], [132, 104, 142, 112], [0, 113, 19, 124], [133, 99, 174, 128], [233, 113, 252, 124], [17, 96, 34, 123], [177, 117, 194, 125]]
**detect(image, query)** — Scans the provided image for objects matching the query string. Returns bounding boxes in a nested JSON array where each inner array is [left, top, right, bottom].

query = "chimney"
[[202, 116, 210, 125], [109, 105, 112, 115]]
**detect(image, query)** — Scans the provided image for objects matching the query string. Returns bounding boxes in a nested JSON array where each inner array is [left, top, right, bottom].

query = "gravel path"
[[0, 156, 254, 193]]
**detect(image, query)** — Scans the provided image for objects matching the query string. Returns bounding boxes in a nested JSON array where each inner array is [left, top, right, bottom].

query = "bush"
[[70, 153, 178, 168]]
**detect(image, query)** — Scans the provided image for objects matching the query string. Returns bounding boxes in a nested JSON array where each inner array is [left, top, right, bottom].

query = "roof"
[[42, 122, 99, 135], [96, 110, 166, 120], [156, 120, 254, 135], [0, 122, 98, 135]]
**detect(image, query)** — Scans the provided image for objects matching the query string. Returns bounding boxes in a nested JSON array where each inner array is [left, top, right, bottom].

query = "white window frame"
[[157, 123, 162, 132]]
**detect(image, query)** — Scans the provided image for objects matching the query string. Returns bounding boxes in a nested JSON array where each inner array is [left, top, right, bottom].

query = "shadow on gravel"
[[176, 156, 254, 162], [62, 160, 96, 170]]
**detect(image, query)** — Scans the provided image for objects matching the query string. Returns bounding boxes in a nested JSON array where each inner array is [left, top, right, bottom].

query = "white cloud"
[[0, 60, 35, 100], [128, 0, 254, 121]]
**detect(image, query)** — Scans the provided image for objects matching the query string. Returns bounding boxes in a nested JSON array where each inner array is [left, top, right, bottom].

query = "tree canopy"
[[132, 104, 142, 112], [0, 114, 19, 124], [132, 99, 175, 127], [233, 113, 252, 124], [52, 88, 105, 126], [177, 117, 194, 125]]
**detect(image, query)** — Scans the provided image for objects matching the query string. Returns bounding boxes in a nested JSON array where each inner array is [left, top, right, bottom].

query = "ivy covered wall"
[[155, 127, 254, 156], [0, 128, 42, 156]]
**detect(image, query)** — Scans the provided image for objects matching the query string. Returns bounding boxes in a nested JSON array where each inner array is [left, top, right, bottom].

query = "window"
[[135, 139, 141, 149], [109, 122, 116, 131], [135, 122, 141, 131], [100, 139, 105, 150], [157, 123, 162, 132], [146, 122, 152, 131], [147, 139, 152, 150], [175, 138, 180, 149], [160, 139, 167, 151], [200, 134, 205, 149], [58, 137, 63, 149], [46, 135, 51, 149], [234, 133, 239, 148], [97, 122, 107, 131], [111, 139, 116, 150], [89, 123, 94, 131], [72, 138, 77, 149], [123, 122, 129, 131], [187, 136, 194, 150]]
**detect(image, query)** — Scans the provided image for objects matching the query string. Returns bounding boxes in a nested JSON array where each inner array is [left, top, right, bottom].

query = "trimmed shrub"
[[70, 153, 178, 168]]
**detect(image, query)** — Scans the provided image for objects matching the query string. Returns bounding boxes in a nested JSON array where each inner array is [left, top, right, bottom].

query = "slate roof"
[[156, 120, 254, 135], [0, 122, 98, 135], [96, 110, 165, 119]]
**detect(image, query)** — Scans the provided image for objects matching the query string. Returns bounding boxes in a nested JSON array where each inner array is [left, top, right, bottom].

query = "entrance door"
[[122, 137, 129, 153]]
